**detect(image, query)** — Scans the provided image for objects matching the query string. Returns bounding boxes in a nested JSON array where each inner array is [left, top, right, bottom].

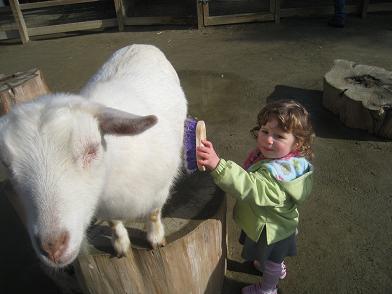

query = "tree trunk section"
[[0, 68, 50, 115], [75, 172, 227, 294], [322, 59, 392, 139]]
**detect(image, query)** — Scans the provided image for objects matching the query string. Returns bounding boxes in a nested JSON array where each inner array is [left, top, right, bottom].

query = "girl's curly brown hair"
[[250, 100, 315, 160]]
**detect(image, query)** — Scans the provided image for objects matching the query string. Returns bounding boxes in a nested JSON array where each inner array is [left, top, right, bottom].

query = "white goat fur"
[[0, 44, 187, 267]]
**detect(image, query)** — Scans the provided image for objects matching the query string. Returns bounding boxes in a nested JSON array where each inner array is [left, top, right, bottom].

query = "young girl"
[[196, 100, 314, 294]]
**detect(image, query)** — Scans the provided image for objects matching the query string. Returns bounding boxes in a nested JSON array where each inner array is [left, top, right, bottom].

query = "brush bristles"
[[184, 117, 198, 173]]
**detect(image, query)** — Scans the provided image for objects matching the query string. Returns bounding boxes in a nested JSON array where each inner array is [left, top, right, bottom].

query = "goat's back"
[[81, 44, 187, 219]]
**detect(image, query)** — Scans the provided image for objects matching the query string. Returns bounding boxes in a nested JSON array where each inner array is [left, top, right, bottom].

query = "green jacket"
[[210, 158, 313, 245]]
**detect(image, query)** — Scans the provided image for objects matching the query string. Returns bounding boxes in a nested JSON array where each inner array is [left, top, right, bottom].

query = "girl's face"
[[257, 118, 298, 159]]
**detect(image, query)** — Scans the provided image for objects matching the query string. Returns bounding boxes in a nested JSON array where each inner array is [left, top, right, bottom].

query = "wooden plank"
[[27, 18, 117, 36], [204, 12, 274, 26], [196, 0, 204, 29], [274, 0, 280, 24], [202, 0, 210, 23], [9, 0, 29, 44], [0, 22, 19, 31], [0, 29, 19, 40], [19, 0, 105, 10], [279, 5, 338, 17], [0, 6, 11, 13], [123, 16, 194, 26], [113, 0, 125, 31], [361, 0, 369, 18], [269, 0, 275, 13], [368, 2, 392, 12], [278, 4, 383, 18]]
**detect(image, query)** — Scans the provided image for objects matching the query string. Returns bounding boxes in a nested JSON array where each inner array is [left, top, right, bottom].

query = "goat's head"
[[0, 94, 157, 267]]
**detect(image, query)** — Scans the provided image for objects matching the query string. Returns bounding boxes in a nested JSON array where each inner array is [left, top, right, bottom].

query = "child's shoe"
[[241, 283, 277, 294]]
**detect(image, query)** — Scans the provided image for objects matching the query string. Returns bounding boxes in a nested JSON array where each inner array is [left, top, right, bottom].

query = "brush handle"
[[196, 120, 207, 171]]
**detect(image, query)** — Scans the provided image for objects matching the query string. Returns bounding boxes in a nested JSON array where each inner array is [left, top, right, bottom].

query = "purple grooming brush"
[[184, 117, 206, 173]]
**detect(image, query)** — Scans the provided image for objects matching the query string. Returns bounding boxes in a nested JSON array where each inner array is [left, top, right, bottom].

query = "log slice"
[[0, 68, 50, 115], [323, 59, 392, 138], [75, 172, 226, 294]]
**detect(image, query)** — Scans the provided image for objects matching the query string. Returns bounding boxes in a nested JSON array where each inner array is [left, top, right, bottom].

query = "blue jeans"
[[335, 0, 346, 18]]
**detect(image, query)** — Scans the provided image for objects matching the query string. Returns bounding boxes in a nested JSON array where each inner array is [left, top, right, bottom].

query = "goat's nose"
[[38, 231, 70, 263]]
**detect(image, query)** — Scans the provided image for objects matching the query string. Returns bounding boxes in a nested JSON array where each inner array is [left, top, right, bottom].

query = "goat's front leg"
[[109, 220, 130, 257], [146, 208, 166, 249]]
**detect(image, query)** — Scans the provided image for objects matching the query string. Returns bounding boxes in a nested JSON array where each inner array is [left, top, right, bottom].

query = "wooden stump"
[[322, 59, 392, 139], [75, 172, 226, 294], [0, 68, 50, 115]]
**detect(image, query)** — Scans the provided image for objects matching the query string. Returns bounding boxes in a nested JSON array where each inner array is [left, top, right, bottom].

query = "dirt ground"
[[0, 12, 391, 294]]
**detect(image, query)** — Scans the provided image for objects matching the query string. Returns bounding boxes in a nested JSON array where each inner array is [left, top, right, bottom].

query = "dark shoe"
[[328, 16, 345, 28]]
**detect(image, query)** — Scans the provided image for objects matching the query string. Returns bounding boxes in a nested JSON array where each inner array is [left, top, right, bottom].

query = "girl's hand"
[[196, 140, 220, 171]]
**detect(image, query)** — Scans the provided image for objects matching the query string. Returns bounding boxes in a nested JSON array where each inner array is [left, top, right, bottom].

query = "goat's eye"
[[81, 143, 100, 168], [86, 146, 96, 156]]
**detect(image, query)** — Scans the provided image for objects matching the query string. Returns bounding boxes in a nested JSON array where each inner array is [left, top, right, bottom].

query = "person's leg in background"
[[328, 0, 346, 27]]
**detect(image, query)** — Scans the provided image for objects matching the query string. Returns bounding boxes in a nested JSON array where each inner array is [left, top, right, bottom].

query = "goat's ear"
[[94, 107, 158, 136]]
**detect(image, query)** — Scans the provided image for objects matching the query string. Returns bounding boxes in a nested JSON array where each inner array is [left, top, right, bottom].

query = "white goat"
[[0, 44, 187, 268]]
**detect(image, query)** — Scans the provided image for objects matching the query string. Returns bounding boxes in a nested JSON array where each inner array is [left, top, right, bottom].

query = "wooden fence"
[[1, 0, 391, 44]]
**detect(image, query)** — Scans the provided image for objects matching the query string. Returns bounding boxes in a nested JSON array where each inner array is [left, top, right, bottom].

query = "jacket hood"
[[249, 157, 313, 205], [280, 169, 313, 204]]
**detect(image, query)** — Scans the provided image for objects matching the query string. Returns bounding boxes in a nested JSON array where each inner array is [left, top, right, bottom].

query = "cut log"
[[323, 59, 392, 139], [0, 68, 50, 115], [75, 172, 226, 294]]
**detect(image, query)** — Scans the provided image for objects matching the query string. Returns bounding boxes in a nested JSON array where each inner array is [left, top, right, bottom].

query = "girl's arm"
[[197, 140, 285, 207]]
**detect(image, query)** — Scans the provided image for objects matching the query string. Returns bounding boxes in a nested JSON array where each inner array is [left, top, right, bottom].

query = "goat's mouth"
[[39, 248, 80, 268]]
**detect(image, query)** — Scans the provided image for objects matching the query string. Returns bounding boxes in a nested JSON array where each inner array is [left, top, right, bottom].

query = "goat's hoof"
[[151, 238, 166, 250], [112, 238, 130, 258], [116, 250, 129, 258]]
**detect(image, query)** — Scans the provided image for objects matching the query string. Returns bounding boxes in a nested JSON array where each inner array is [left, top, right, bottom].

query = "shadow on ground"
[[267, 85, 386, 142]]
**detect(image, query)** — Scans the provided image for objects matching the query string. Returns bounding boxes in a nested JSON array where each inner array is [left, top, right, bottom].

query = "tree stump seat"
[[76, 172, 226, 294], [322, 59, 392, 139], [0, 68, 50, 115]]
